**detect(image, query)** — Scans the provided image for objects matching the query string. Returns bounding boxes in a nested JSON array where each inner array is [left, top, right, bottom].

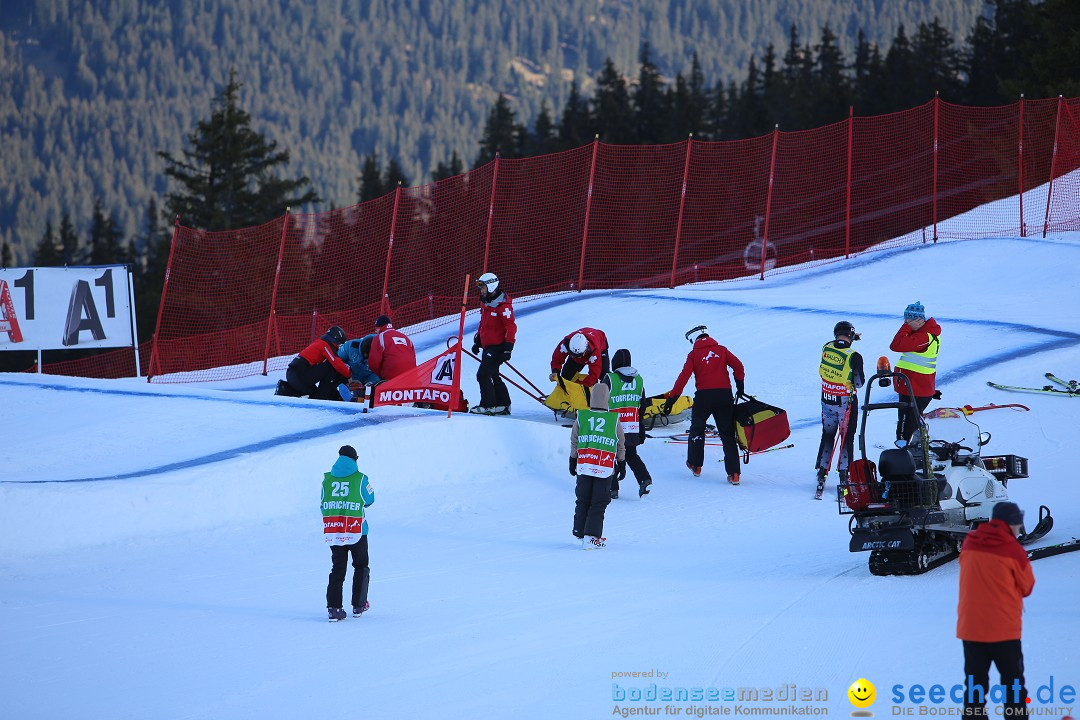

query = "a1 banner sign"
[[0, 266, 134, 351]]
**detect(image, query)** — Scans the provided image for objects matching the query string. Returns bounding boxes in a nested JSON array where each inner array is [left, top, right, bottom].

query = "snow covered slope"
[[2, 236, 1079, 719]]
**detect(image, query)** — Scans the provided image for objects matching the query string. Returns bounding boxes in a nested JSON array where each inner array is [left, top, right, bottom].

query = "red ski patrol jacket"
[[298, 338, 351, 378], [368, 328, 417, 380], [668, 336, 744, 396], [477, 291, 517, 347], [957, 519, 1034, 643], [550, 327, 609, 386]]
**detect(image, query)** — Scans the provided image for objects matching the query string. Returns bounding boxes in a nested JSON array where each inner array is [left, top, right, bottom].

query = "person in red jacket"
[[470, 273, 517, 415], [890, 301, 942, 443], [957, 501, 1034, 718], [665, 325, 746, 484], [550, 327, 610, 390], [279, 325, 352, 400], [368, 315, 417, 381]]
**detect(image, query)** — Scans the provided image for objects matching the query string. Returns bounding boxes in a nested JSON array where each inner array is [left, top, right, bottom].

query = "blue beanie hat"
[[904, 301, 925, 321]]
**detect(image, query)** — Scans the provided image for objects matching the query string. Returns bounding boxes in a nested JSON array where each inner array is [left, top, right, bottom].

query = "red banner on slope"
[[370, 343, 468, 412]]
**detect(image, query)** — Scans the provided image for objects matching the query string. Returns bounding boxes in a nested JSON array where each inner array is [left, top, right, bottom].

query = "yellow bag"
[[544, 378, 589, 419], [642, 394, 693, 430]]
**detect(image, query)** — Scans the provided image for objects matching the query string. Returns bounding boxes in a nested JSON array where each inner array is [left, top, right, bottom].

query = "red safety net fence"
[[29, 96, 1080, 382]]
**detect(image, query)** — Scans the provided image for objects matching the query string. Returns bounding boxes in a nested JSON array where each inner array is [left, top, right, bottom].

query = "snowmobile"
[[837, 369, 1053, 576]]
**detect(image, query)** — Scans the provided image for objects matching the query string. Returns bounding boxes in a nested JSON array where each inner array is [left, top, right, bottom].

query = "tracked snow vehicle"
[[838, 369, 1053, 576]]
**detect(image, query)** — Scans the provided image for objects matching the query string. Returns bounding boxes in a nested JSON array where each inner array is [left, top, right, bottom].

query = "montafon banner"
[[0, 266, 134, 351]]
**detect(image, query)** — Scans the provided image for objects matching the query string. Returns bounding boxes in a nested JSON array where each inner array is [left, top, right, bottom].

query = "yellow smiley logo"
[[848, 678, 876, 709]]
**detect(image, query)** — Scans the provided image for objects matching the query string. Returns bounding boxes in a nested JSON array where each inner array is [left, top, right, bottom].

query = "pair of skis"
[[988, 372, 1079, 397]]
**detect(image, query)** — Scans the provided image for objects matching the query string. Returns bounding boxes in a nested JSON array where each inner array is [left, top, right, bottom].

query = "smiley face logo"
[[848, 678, 876, 709]]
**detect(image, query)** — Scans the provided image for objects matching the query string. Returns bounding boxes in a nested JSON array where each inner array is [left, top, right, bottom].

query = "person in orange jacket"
[[368, 315, 417, 381], [890, 301, 942, 443], [956, 501, 1035, 718]]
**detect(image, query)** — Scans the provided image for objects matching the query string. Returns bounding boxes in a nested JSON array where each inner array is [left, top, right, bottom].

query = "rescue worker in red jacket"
[[957, 501, 1034, 718], [470, 273, 517, 415], [280, 325, 352, 400], [890, 301, 942, 443], [550, 327, 610, 390], [665, 325, 746, 484], [368, 315, 416, 381]]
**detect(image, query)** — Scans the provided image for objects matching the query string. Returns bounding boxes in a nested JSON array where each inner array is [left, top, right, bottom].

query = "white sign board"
[[0, 266, 135, 351]]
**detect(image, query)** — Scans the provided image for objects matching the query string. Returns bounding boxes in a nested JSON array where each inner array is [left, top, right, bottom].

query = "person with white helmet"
[[665, 324, 746, 484], [550, 327, 610, 392], [470, 272, 517, 415]]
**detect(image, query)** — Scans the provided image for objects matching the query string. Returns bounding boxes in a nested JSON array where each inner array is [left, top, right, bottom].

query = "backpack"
[[733, 396, 790, 457]]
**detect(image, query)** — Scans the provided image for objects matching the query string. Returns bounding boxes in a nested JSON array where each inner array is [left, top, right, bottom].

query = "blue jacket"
[[337, 334, 381, 385]]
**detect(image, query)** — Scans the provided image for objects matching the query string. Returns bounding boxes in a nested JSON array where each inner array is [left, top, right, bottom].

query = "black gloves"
[[615, 460, 627, 481], [502, 342, 514, 361], [933, 390, 943, 400], [735, 379, 748, 399], [638, 425, 647, 444], [471, 333, 481, 355], [662, 396, 676, 415], [569, 456, 577, 477]]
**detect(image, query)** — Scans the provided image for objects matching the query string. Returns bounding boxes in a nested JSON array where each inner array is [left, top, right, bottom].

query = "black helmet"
[[833, 321, 859, 340], [324, 325, 346, 345]]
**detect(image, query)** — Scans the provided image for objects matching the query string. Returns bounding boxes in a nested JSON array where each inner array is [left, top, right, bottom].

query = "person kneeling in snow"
[[279, 325, 352, 400], [550, 327, 610, 394], [569, 383, 625, 549], [322, 445, 375, 622]]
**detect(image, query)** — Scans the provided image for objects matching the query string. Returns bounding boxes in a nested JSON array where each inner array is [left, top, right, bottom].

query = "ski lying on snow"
[[1046, 372, 1080, 393], [923, 402, 1029, 419], [1027, 537, 1080, 561], [986, 380, 1079, 396]]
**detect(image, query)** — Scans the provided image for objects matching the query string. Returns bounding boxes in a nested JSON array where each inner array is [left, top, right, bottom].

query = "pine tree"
[[358, 154, 386, 203], [913, 19, 963, 102], [475, 93, 524, 166], [383, 158, 409, 190], [88, 198, 126, 265], [432, 151, 465, 182], [59, 214, 82, 266], [0, 239, 11, 267], [157, 68, 319, 230], [558, 81, 591, 149], [634, 42, 668, 144], [526, 102, 557, 156], [592, 59, 634, 143], [33, 221, 62, 267], [812, 25, 849, 127]]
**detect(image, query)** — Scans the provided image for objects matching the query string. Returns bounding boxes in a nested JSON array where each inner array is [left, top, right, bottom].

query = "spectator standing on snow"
[[368, 315, 416, 381], [602, 348, 652, 499], [322, 445, 376, 622], [957, 501, 1034, 717], [570, 383, 625, 549], [278, 325, 352, 400], [890, 301, 942, 443], [815, 321, 865, 498], [470, 272, 517, 415], [550, 327, 610, 392], [665, 325, 746, 485]]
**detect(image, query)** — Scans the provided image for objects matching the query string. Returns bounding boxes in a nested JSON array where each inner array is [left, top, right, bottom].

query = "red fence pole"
[[262, 209, 290, 375], [844, 106, 854, 258], [482, 155, 500, 274], [1018, 96, 1026, 237], [1042, 96, 1064, 238], [577, 137, 599, 292], [760, 126, 779, 281], [669, 136, 694, 288], [146, 216, 181, 382], [380, 185, 402, 316], [932, 93, 940, 243], [448, 273, 471, 419]]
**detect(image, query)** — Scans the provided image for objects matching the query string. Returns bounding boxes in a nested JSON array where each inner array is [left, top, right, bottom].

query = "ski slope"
[[2, 236, 1079, 720]]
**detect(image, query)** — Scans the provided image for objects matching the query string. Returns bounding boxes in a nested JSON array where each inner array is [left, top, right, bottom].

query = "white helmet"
[[476, 272, 499, 295], [568, 332, 589, 356], [685, 325, 708, 343]]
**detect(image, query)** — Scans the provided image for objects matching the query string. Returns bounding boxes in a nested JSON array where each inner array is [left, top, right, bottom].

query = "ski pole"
[[458, 343, 546, 404]]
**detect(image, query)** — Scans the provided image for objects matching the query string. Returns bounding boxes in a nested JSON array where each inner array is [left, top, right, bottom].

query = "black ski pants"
[[896, 394, 932, 443], [815, 396, 858, 473], [287, 357, 346, 401], [476, 345, 511, 408], [962, 639, 1028, 717], [326, 536, 370, 610], [611, 441, 651, 495], [688, 388, 740, 476], [573, 474, 611, 539]]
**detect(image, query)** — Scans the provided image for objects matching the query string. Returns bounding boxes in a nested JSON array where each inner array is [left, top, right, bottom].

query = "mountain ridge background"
[[0, 0, 986, 264]]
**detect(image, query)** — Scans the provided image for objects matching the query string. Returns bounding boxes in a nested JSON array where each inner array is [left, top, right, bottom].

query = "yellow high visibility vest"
[[819, 342, 855, 396], [896, 335, 940, 375]]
